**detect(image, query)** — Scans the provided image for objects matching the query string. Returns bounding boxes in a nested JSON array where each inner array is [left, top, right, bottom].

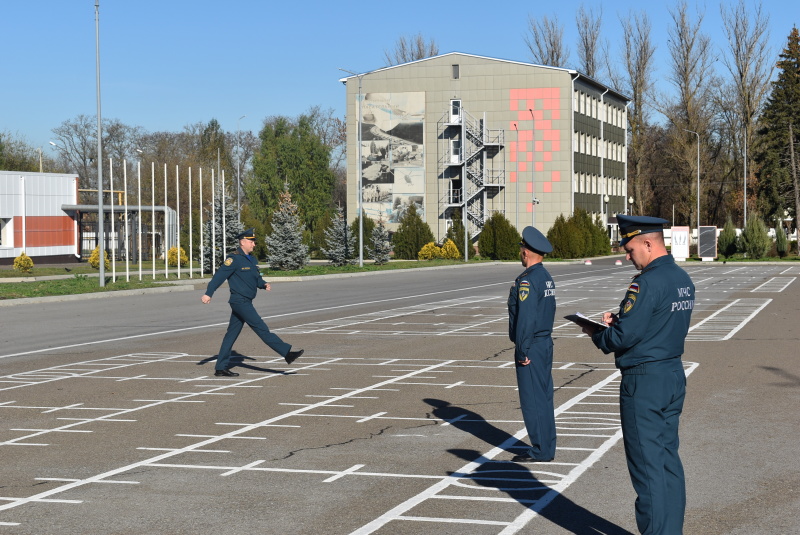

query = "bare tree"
[[524, 14, 570, 67], [662, 1, 717, 228], [384, 33, 439, 66], [719, 0, 773, 223], [576, 5, 603, 78], [619, 11, 657, 216], [51, 115, 101, 194]]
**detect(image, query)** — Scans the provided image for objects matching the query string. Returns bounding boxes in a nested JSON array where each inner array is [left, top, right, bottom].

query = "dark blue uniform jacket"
[[204, 248, 266, 302], [508, 262, 556, 360], [592, 254, 694, 369]]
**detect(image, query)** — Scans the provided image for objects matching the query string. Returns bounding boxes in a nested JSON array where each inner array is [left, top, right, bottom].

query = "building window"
[[452, 64, 460, 79], [0, 218, 12, 247]]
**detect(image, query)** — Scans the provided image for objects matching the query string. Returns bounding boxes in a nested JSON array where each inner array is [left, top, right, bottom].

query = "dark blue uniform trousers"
[[620, 358, 686, 535], [216, 298, 291, 370], [515, 340, 556, 461]]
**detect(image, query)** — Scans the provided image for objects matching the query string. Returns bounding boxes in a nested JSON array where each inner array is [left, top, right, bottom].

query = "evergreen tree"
[[718, 216, 739, 259], [478, 212, 521, 260], [322, 205, 356, 266], [265, 187, 309, 270], [740, 215, 771, 259], [757, 27, 800, 248], [445, 208, 476, 259], [369, 215, 392, 265], [547, 214, 575, 259], [350, 212, 376, 259], [391, 204, 435, 259], [202, 186, 245, 273], [775, 218, 789, 258]]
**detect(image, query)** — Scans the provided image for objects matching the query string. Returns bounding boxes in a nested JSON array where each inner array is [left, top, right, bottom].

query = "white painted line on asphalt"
[[751, 277, 795, 292], [0, 358, 454, 515]]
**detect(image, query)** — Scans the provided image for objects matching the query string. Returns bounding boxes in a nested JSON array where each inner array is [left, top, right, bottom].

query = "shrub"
[[440, 239, 462, 259], [740, 215, 771, 259], [416, 239, 462, 261], [89, 246, 110, 270], [718, 216, 739, 259], [445, 208, 476, 259], [478, 212, 521, 260], [350, 213, 376, 254], [392, 204, 435, 259], [548, 214, 585, 258], [13, 251, 34, 273], [168, 246, 188, 267], [547, 209, 610, 258], [775, 223, 788, 258], [418, 242, 442, 260]]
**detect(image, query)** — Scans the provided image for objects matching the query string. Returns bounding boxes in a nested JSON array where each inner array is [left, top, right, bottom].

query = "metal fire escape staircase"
[[438, 107, 505, 237]]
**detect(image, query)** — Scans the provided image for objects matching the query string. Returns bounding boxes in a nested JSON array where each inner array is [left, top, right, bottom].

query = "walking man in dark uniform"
[[201, 228, 303, 377], [507, 226, 557, 463], [582, 215, 695, 535]]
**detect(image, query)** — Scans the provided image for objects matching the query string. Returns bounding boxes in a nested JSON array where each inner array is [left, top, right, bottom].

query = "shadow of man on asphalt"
[[424, 398, 631, 535], [196, 351, 290, 374]]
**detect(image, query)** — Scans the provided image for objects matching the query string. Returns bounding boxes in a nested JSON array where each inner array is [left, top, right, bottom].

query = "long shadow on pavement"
[[425, 398, 632, 535]]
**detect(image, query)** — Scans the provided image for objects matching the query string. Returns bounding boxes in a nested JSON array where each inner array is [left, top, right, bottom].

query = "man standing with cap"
[[582, 214, 695, 535], [507, 226, 557, 463], [201, 228, 303, 376]]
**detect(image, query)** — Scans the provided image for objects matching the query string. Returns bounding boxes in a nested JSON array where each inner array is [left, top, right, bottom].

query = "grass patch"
[[0, 259, 493, 300], [0, 274, 179, 300], [263, 258, 490, 277]]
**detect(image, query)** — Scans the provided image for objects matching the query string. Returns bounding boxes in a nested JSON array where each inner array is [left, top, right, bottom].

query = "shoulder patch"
[[623, 293, 637, 313], [224, 258, 233, 266], [519, 280, 530, 302], [628, 282, 640, 293]]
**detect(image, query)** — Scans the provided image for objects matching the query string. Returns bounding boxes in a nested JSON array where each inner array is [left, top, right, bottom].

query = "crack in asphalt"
[[270, 426, 395, 461]]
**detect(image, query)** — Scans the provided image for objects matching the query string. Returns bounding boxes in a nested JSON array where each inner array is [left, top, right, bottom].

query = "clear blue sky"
[[1, 0, 796, 155]]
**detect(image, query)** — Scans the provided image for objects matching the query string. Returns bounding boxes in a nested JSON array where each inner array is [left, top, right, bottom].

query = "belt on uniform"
[[621, 358, 683, 375]]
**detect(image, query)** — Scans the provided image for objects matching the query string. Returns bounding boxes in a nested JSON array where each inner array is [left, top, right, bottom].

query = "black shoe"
[[284, 349, 304, 364], [214, 369, 239, 377], [511, 454, 552, 463]]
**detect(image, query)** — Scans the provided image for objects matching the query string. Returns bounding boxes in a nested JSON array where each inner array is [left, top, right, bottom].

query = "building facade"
[[0, 171, 80, 264], [340, 53, 630, 244]]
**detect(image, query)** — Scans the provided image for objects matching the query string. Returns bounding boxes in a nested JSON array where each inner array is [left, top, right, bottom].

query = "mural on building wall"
[[508, 88, 562, 213], [359, 92, 425, 223]]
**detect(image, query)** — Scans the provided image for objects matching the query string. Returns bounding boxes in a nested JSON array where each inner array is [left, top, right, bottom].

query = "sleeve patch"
[[224, 258, 233, 266], [623, 293, 637, 313], [628, 282, 640, 293]]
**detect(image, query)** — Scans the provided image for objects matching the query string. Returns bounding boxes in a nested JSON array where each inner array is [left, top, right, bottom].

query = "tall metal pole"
[[95, 0, 105, 287], [237, 115, 245, 221], [512, 122, 519, 230]]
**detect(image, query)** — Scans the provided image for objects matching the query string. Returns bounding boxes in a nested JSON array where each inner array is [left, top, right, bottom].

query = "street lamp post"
[[512, 122, 519, 230], [529, 109, 537, 228], [94, 0, 105, 287], [628, 196, 634, 215], [339, 68, 364, 267], [236, 115, 246, 221], [683, 129, 700, 235], [37, 147, 43, 173]]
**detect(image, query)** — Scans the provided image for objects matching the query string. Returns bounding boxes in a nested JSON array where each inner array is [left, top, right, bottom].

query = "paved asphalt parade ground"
[[1, 258, 799, 534]]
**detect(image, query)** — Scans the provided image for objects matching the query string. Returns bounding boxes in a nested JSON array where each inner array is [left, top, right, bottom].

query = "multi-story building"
[[340, 52, 630, 245]]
